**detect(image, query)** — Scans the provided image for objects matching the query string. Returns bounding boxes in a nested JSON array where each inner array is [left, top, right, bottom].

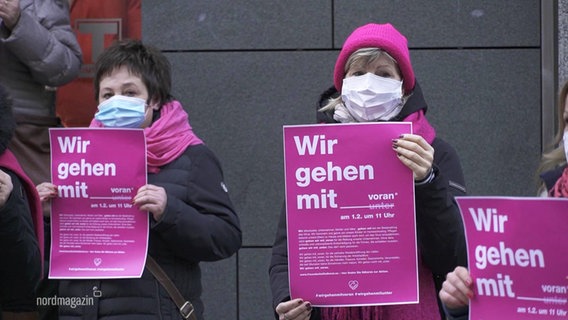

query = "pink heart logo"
[[94, 258, 102, 266], [348, 280, 359, 290]]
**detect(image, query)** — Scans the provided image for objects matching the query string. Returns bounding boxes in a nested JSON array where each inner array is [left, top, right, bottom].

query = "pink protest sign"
[[456, 197, 568, 319], [48, 128, 148, 279], [283, 122, 417, 307]]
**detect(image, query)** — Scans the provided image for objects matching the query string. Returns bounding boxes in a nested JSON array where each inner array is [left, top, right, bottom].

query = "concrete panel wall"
[[141, 1, 545, 319], [561, 0, 568, 85]]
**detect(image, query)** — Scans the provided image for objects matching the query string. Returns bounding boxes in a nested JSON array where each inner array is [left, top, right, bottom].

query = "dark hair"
[[94, 39, 172, 107], [0, 84, 15, 154]]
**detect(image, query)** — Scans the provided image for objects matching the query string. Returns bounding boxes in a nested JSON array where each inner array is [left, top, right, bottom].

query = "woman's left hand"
[[392, 134, 434, 181], [133, 184, 167, 221], [439, 266, 473, 309], [36, 182, 58, 202]]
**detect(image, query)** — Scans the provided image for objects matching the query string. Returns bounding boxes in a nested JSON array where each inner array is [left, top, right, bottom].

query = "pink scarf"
[[403, 109, 436, 144], [550, 166, 568, 198], [90, 100, 203, 173], [321, 258, 440, 320]]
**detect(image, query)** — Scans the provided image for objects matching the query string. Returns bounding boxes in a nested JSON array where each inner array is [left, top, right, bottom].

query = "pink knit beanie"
[[334, 23, 415, 94]]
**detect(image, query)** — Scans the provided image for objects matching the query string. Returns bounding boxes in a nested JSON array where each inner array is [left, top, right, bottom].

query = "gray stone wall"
[[141, 1, 544, 319], [561, 0, 568, 86]]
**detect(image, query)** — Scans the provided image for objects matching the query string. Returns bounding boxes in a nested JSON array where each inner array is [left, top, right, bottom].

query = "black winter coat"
[[58, 144, 242, 320], [0, 83, 42, 314], [0, 169, 42, 313], [269, 82, 467, 319]]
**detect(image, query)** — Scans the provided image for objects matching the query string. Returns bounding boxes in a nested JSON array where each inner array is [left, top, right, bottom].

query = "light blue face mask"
[[94, 95, 147, 128]]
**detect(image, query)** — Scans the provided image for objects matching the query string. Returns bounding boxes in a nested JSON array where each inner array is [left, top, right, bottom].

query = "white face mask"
[[341, 73, 404, 122]]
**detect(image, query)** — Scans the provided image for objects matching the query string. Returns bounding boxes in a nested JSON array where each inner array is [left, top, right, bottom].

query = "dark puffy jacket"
[[0, 83, 42, 315], [58, 144, 242, 320], [0, 169, 42, 313], [269, 82, 467, 319]]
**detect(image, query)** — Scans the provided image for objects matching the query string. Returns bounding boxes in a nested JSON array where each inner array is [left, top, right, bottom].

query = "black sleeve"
[[268, 203, 320, 320], [269, 203, 290, 312], [443, 304, 470, 320], [0, 170, 41, 312], [415, 138, 468, 275], [150, 145, 242, 262]]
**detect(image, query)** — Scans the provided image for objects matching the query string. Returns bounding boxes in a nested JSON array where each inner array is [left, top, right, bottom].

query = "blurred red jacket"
[[56, 0, 141, 127]]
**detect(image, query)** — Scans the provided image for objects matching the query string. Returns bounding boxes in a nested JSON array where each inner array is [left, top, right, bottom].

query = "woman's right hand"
[[275, 298, 312, 320], [439, 266, 473, 309], [36, 182, 58, 202]]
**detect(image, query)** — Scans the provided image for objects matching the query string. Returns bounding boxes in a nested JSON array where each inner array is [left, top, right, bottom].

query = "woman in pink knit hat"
[[270, 23, 467, 320]]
